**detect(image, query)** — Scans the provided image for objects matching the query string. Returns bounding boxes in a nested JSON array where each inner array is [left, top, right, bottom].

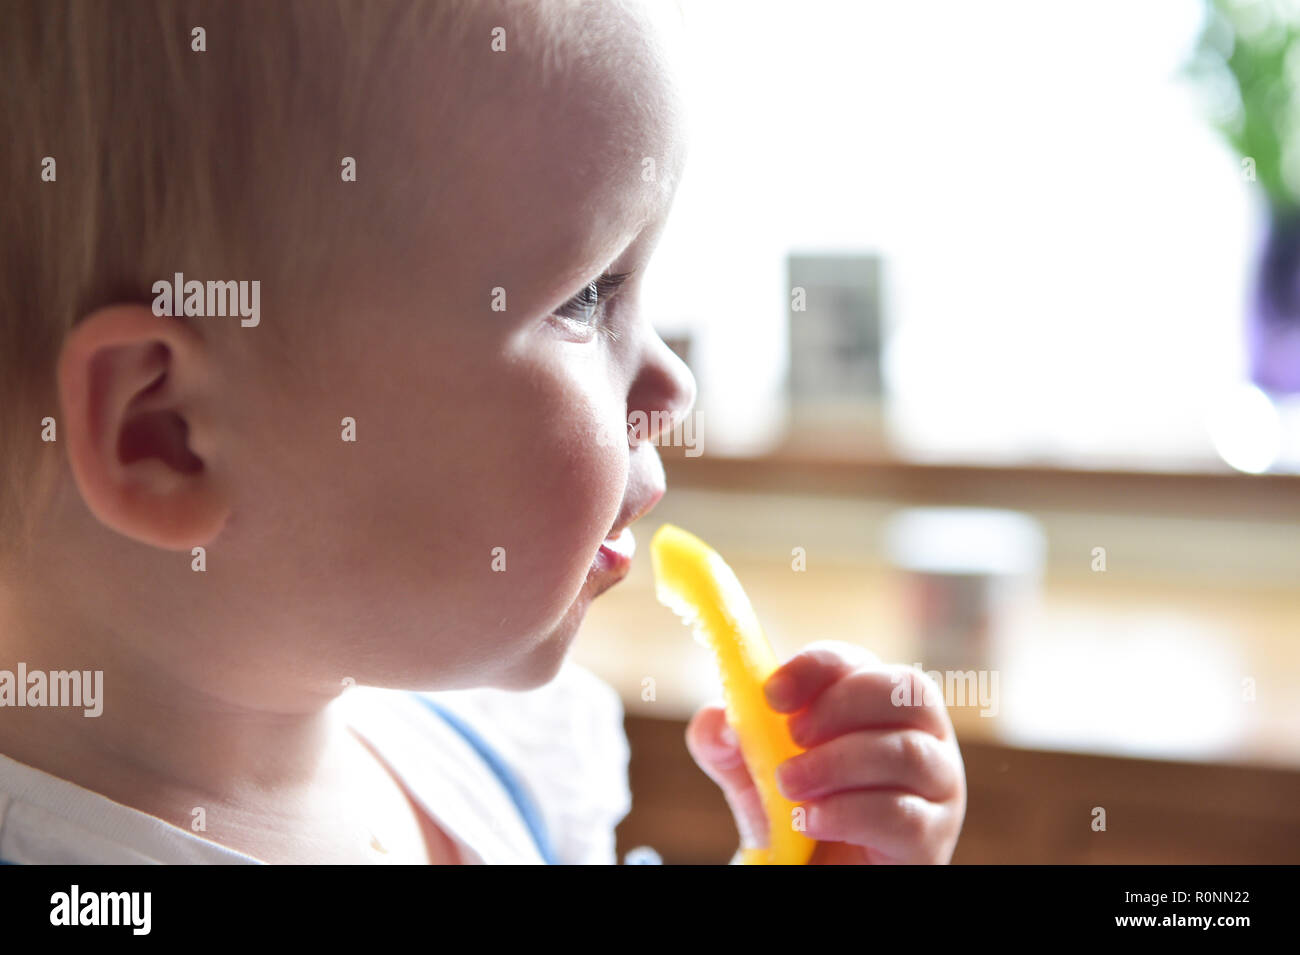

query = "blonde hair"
[[0, 0, 607, 565]]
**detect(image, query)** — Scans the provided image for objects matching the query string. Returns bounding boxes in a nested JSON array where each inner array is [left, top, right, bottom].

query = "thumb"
[[685, 702, 770, 850]]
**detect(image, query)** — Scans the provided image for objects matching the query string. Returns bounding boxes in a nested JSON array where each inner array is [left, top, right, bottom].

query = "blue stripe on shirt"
[[411, 694, 558, 865]]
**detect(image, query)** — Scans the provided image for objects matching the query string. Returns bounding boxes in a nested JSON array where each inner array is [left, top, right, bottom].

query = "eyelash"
[[552, 269, 635, 338]]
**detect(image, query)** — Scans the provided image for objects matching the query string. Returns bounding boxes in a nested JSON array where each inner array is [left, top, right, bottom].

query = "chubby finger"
[[802, 789, 955, 863], [684, 703, 769, 848], [788, 664, 953, 746], [776, 728, 961, 804], [763, 640, 879, 713]]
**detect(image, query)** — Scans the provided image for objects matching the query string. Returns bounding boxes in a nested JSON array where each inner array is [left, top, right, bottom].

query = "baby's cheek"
[[535, 403, 626, 565], [476, 376, 625, 621]]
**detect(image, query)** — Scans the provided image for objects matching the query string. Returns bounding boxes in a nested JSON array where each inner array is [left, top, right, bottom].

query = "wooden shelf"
[[658, 445, 1300, 521]]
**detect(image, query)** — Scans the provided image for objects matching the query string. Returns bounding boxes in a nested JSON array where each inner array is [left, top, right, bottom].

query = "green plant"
[[1186, 0, 1300, 213]]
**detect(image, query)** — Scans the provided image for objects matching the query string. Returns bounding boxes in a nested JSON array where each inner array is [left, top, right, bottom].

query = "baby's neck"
[[0, 596, 360, 855]]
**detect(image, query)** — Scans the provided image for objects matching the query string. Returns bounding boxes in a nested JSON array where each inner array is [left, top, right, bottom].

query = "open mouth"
[[586, 484, 663, 589], [587, 525, 636, 587], [600, 525, 636, 561]]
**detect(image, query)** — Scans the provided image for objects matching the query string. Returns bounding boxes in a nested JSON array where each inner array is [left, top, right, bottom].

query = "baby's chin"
[[515, 592, 597, 687], [490, 567, 617, 691], [340, 547, 622, 694]]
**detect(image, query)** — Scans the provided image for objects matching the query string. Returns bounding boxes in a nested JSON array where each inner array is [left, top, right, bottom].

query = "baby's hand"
[[686, 640, 966, 864]]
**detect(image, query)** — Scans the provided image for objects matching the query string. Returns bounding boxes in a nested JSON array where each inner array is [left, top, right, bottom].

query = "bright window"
[[647, 0, 1285, 468]]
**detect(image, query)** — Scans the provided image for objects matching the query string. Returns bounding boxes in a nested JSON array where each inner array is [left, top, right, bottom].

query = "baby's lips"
[[605, 483, 664, 543], [599, 525, 636, 561]]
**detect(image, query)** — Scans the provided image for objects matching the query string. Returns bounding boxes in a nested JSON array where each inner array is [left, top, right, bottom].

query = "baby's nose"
[[629, 334, 696, 446]]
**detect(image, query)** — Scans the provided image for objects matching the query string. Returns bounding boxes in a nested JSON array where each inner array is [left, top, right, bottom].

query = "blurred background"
[[575, 0, 1300, 863]]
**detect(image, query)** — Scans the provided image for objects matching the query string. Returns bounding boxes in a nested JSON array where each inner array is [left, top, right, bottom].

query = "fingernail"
[[787, 715, 806, 747], [719, 723, 739, 748], [775, 759, 800, 799], [765, 673, 793, 709]]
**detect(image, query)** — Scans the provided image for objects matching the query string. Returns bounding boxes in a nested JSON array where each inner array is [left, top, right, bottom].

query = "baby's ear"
[[57, 304, 230, 549]]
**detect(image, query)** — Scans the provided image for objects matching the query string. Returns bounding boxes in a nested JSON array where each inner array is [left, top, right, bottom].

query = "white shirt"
[[0, 660, 631, 865]]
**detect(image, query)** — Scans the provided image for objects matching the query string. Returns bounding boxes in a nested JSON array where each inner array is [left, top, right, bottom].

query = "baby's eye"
[[555, 280, 601, 326], [551, 269, 636, 330]]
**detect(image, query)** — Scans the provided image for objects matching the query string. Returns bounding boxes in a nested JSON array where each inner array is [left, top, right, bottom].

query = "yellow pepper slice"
[[650, 523, 817, 865]]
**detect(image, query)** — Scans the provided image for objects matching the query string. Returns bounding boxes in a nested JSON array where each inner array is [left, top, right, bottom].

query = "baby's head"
[[0, 0, 694, 703]]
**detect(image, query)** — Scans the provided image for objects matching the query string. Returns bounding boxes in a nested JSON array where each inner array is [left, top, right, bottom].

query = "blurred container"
[[883, 508, 1046, 673], [1247, 208, 1300, 397]]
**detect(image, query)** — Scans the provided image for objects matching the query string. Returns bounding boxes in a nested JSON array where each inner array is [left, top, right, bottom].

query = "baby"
[[0, 0, 965, 864]]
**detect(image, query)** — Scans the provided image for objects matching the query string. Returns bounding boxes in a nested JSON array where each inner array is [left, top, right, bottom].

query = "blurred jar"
[[882, 507, 1046, 674]]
